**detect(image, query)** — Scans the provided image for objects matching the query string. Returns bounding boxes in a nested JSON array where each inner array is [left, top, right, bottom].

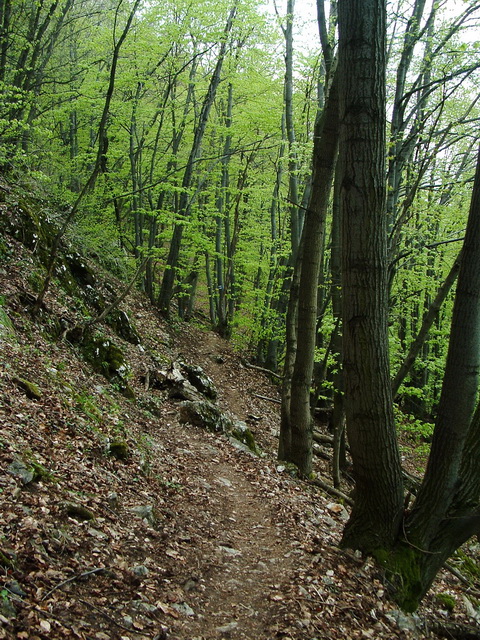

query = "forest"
[[1, 0, 480, 636]]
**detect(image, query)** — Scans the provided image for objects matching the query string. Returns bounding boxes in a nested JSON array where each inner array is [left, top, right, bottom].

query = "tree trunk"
[[380, 145, 480, 612], [279, 69, 339, 476], [338, 0, 404, 551]]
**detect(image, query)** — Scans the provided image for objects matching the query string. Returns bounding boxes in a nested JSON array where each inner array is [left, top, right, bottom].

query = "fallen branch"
[[429, 618, 480, 640], [78, 598, 145, 633], [252, 393, 281, 404], [313, 432, 334, 445], [310, 477, 354, 506], [242, 360, 283, 380], [42, 567, 106, 600]]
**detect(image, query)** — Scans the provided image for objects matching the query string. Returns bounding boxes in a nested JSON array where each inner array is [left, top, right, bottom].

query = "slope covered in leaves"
[[0, 182, 479, 639]]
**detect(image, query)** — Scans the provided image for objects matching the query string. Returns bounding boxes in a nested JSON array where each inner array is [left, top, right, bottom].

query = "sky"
[[261, 0, 480, 52]]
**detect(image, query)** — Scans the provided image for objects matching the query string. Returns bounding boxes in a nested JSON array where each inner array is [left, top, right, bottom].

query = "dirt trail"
[[173, 446, 293, 639]]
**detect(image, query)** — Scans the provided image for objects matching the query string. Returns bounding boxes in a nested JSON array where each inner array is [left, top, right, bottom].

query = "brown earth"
[[0, 233, 479, 640]]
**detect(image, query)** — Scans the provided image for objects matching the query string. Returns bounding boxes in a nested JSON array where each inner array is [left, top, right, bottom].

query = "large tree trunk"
[[338, 0, 404, 551], [383, 145, 480, 611]]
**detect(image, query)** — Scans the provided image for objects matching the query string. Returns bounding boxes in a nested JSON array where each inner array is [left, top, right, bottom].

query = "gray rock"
[[387, 609, 422, 633], [172, 602, 195, 617], [179, 400, 233, 433], [8, 460, 34, 484], [130, 505, 157, 527], [179, 362, 217, 400], [216, 621, 238, 635], [107, 492, 119, 510], [122, 616, 133, 628], [5, 581, 26, 597], [132, 565, 149, 577], [131, 600, 157, 613]]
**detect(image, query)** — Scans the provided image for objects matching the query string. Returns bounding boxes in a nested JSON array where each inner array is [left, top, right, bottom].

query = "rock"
[[216, 621, 238, 635], [8, 460, 35, 484], [122, 616, 133, 628], [131, 600, 157, 613], [178, 362, 217, 400], [63, 251, 96, 286], [5, 581, 26, 598], [230, 420, 258, 453], [171, 602, 195, 617], [64, 502, 95, 521], [168, 379, 202, 402], [132, 565, 149, 577], [226, 437, 257, 456], [79, 332, 134, 399], [179, 400, 233, 433], [218, 545, 242, 557], [107, 492, 119, 510], [387, 609, 422, 633], [105, 309, 141, 345], [12, 377, 41, 400], [130, 505, 158, 527]]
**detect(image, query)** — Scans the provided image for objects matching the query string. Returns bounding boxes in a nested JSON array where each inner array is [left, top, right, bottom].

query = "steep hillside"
[[0, 182, 479, 640]]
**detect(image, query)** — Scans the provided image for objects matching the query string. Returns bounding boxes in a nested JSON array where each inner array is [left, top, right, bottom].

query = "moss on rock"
[[108, 439, 130, 461], [13, 376, 42, 400]]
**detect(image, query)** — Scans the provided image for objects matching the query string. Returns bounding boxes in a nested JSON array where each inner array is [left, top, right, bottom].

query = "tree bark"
[[338, 0, 404, 551]]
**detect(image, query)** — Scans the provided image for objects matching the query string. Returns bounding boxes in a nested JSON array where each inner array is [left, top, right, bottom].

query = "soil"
[[0, 235, 479, 640]]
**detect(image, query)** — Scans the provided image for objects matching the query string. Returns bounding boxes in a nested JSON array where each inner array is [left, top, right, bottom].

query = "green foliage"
[[394, 406, 434, 442]]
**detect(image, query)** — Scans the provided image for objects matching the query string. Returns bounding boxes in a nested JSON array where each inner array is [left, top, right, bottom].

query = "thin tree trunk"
[[392, 252, 461, 398], [279, 69, 339, 475], [158, 4, 237, 315]]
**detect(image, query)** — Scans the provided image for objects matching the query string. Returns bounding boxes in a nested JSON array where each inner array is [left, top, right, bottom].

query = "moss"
[[28, 459, 55, 483], [373, 545, 424, 613], [13, 376, 42, 400], [0, 550, 15, 569], [0, 305, 15, 341], [79, 332, 135, 400], [108, 439, 129, 461], [231, 425, 258, 453], [436, 592, 456, 612]]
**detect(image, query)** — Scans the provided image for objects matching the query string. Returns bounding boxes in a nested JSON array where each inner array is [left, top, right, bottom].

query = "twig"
[[77, 598, 146, 633], [41, 567, 106, 600], [252, 393, 281, 404]]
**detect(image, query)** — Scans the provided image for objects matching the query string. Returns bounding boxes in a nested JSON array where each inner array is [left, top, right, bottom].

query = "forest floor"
[[1, 228, 480, 640]]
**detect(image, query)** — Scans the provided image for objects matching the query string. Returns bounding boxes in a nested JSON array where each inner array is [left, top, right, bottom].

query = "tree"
[[337, 0, 404, 550], [157, 2, 238, 316], [278, 0, 339, 475], [336, 0, 480, 611]]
